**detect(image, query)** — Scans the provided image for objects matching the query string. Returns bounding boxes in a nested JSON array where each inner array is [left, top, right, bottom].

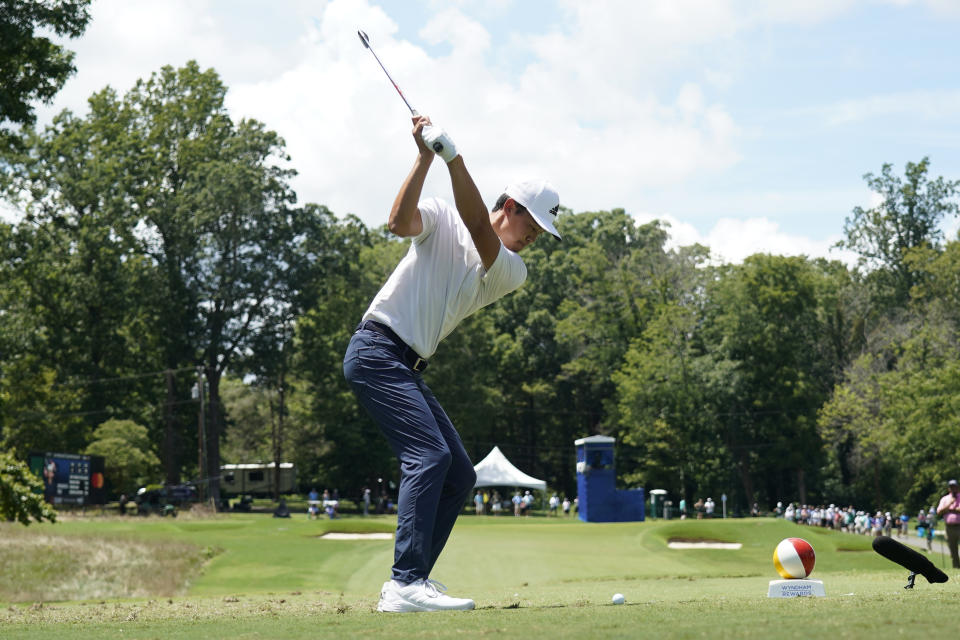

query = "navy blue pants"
[[343, 327, 476, 583]]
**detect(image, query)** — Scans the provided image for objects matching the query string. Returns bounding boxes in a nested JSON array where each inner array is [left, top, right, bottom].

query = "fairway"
[[3, 515, 959, 639]]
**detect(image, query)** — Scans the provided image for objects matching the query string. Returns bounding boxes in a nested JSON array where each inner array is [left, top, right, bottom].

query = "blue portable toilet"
[[575, 435, 645, 522]]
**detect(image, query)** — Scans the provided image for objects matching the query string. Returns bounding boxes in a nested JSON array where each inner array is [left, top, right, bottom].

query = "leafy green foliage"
[[3, 61, 311, 503], [0, 0, 91, 135], [839, 157, 960, 307], [818, 298, 960, 510], [0, 450, 56, 524], [83, 419, 160, 495], [1, 43, 958, 517]]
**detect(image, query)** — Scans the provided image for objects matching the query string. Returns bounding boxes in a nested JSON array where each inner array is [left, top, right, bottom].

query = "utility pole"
[[196, 366, 205, 502]]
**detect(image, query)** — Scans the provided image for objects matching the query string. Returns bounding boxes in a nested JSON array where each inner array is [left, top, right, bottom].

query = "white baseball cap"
[[504, 179, 561, 240]]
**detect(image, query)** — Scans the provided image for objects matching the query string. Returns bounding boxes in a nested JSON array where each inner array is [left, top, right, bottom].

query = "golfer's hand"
[[421, 122, 459, 163], [412, 115, 433, 158]]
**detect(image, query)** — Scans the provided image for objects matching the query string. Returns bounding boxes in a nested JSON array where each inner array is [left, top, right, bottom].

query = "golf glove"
[[421, 124, 458, 163]]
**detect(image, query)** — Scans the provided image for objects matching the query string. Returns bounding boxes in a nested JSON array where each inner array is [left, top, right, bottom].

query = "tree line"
[[2, 53, 958, 516]]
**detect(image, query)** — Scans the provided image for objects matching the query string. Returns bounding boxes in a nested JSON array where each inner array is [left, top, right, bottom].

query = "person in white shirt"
[[343, 115, 560, 613]]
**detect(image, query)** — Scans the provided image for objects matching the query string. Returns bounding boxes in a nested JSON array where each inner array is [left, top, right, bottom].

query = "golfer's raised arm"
[[444, 156, 501, 270], [388, 116, 434, 237], [419, 122, 501, 269]]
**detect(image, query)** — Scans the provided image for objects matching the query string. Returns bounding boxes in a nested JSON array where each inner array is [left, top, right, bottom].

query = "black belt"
[[357, 320, 429, 372]]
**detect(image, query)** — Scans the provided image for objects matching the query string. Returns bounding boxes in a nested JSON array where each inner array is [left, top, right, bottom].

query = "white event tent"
[[472, 446, 546, 491]]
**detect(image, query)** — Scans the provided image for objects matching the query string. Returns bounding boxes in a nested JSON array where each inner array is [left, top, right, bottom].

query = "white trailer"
[[220, 462, 296, 496]]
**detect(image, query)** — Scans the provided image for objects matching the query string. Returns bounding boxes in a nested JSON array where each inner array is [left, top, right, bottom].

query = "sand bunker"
[[667, 539, 742, 550], [319, 532, 393, 540]]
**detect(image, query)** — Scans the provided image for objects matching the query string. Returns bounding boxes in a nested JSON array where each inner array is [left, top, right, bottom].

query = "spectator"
[[474, 491, 484, 515], [521, 490, 534, 516], [308, 487, 320, 520], [549, 493, 559, 516], [784, 503, 795, 523], [512, 492, 522, 517], [926, 508, 937, 552], [694, 498, 705, 520], [562, 497, 571, 516], [937, 479, 960, 568], [844, 508, 855, 533], [363, 487, 371, 516], [704, 497, 715, 518], [273, 498, 291, 518], [322, 489, 338, 519]]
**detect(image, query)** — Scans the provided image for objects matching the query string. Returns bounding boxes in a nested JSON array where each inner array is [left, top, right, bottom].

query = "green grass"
[[2, 514, 959, 639]]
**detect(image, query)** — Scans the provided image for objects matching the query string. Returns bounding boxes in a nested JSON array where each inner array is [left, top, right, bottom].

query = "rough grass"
[[0, 522, 217, 602], [2, 515, 959, 639]]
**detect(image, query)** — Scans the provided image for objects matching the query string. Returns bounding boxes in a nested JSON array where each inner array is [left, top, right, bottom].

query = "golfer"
[[343, 115, 560, 612]]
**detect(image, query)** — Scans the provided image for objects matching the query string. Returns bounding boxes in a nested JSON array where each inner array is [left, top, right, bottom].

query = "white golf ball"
[[611, 593, 625, 605]]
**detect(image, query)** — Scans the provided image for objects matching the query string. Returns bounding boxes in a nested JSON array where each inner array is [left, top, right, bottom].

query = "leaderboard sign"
[[28, 452, 106, 505]]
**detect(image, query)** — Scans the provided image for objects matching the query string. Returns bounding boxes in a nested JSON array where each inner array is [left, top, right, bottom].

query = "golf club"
[[358, 29, 419, 116], [872, 535, 948, 589]]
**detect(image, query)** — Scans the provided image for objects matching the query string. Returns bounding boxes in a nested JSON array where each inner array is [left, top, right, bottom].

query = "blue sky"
[[18, 0, 960, 263]]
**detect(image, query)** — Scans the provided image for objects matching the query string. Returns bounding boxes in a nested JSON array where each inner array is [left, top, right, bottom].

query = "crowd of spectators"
[[775, 501, 940, 546]]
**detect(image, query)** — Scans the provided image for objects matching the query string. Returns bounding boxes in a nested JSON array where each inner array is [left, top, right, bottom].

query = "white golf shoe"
[[377, 579, 475, 613]]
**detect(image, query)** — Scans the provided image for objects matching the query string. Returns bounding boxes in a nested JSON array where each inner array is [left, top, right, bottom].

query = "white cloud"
[[26, 0, 957, 260], [0, 200, 25, 225], [34, 0, 319, 123], [635, 212, 858, 265], [221, 0, 745, 225]]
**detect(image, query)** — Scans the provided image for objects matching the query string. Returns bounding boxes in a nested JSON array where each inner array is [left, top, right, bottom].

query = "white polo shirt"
[[363, 197, 527, 359]]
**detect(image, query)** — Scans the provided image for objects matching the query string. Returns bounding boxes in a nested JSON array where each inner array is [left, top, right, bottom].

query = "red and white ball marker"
[[773, 537, 816, 579]]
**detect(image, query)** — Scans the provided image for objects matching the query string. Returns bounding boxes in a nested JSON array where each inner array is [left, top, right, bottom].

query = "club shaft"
[[358, 31, 417, 115]]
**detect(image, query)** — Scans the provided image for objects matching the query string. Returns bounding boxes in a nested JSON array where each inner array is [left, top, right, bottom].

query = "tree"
[[700, 255, 833, 508], [0, 450, 57, 524], [613, 248, 728, 503], [0, 0, 92, 146], [220, 376, 272, 464], [5, 62, 304, 506], [838, 158, 960, 307], [84, 419, 160, 495], [293, 218, 396, 493], [905, 239, 960, 322], [818, 314, 960, 511], [0, 92, 182, 469]]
